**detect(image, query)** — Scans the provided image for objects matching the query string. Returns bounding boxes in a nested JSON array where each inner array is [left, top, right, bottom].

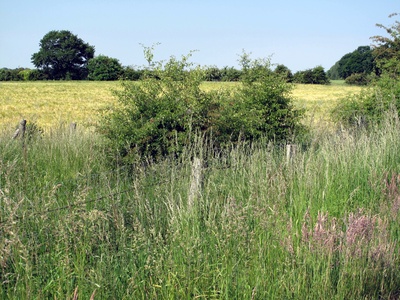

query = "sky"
[[0, 0, 398, 72]]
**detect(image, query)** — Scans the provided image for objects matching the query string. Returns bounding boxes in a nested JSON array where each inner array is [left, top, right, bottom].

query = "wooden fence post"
[[12, 119, 27, 140], [286, 144, 297, 164], [70, 122, 77, 132], [188, 157, 202, 209]]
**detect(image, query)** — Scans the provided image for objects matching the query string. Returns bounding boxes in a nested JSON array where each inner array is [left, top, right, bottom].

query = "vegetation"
[[2, 13, 400, 299], [0, 81, 362, 131], [371, 13, 400, 77], [344, 72, 371, 86], [274, 64, 294, 82], [31, 30, 95, 80], [332, 14, 400, 127], [293, 66, 330, 84], [328, 46, 374, 80], [100, 51, 305, 163], [1, 111, 400, 299], [87, 55, 123, 81]]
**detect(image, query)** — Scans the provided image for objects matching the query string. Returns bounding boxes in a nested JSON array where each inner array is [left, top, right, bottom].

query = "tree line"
[[1, 29, 330, 84], [2, 13, 399, 85]]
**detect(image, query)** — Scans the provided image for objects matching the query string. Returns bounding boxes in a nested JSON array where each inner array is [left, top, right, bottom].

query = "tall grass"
[[1, 115, 400, 299]]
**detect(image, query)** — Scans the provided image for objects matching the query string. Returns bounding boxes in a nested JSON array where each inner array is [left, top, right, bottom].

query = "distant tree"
[[371, 13, 400, 77], [274, 64, 293, 82], [327, 61, 341, 80], [336, 46, 374, 79], [121, 66, 144, 80], [203, 66, 242, 82], [293, 66, 329, 84], [220, 66, 242, 81], [88, 55, 122, 80], [31, 30, 95, 80], [204, 66, 222, 81]]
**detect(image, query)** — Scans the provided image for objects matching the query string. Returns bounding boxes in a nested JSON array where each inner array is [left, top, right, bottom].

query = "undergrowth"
[[1, 114, 400, 299]]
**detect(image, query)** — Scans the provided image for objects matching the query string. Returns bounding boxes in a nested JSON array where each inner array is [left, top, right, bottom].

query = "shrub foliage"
[[100, 50, 305, 162], [87, 55, 123, 81]]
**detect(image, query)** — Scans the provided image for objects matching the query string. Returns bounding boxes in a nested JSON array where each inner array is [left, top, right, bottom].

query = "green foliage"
[[87, 55, 122, 81], [294, 66, 330, 84], [336, 46, 374, 79], [204, 66, 222, 81], [274, 64, 293, 82], [100, 50, 306, 163], [2, 117, 400, 298], [216, 55, 305, 144], [327, 61, 341, 79], [203, 66, 242, 81], [0, 68, 47, 81], [100, 50, 219, 162], [121, 66, 144, 80], [332, 74, 400, 127], [344, 73, 371, 86], [220, 66, 242, 81], [31, 30, 95, 80], [371, 13, 400, 77], [332, 14, 400, 128]]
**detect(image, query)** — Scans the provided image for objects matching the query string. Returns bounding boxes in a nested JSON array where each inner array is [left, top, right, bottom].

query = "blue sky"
[[0, 0, 398, 72]]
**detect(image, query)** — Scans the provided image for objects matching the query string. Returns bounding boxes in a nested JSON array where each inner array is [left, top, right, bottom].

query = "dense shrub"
[[203, 66, 242, 81], [0, 68, 48, 81], [332, 15, 400, 128], [332, 74, 400, 127], [293, 66, 330, 84], [345, 73, 371, 86], [100, 50, 306, 163], [204, 66, 222, 81], [274, 64, 293, 82], [100, 51, 220, 162], [216, 56, 305, 144], [0, 68, 26, 81], [120, 66, 144, 80], [87, 55, 123, 81]]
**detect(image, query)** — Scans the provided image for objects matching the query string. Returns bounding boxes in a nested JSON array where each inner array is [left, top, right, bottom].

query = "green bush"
[[204, 66, 222, 81], [100, 51, 220, 162], [216, 55, 305, 144], [293, 66, 330, 84], [100, 50, 306, 163], [87, 55, 123, 81], [121, 66, 144, 80], [345, 73, 371, 86], [332, 74, 400, 127], [274, 64, 293, 82]]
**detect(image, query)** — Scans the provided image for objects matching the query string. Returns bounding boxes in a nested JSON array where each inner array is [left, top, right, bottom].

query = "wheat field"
[[0, 81, 363, 131]]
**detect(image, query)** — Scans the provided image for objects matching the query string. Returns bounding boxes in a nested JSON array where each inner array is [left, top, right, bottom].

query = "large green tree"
[[31, 30, 95, 80], [337, 46, 374, 79]]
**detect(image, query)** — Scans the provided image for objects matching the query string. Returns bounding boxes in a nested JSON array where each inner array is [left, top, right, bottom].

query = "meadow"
[[1, 81, 399, 299]]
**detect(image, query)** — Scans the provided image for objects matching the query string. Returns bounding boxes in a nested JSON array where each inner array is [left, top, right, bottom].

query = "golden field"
[[0, 81, 363, 131]]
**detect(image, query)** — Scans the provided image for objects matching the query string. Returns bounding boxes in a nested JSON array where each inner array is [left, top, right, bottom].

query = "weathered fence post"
[[188, 157, 202, 209], [69, 122, 77, 132], [12, 119, 27, 140], [286, 144, 297, 164]]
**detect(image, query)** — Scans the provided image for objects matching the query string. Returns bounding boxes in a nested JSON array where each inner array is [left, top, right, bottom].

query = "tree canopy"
[[87, 55, 122, 80], [330, 46, 374, 79], [31, 30, 95, 80]]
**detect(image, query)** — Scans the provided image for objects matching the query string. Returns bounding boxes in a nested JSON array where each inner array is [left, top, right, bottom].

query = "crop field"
[[0, 81, 363, 131]]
